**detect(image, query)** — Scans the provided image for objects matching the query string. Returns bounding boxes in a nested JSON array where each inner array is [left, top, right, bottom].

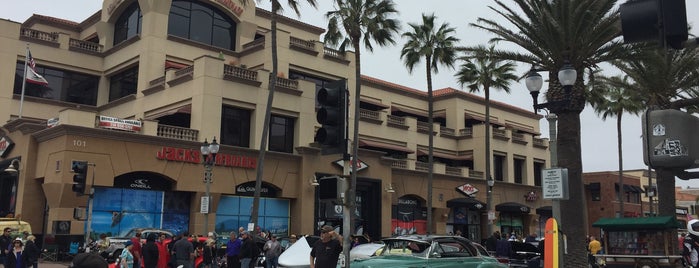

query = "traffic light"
[[72, 161, 88, 196], [315, 79, 347, 155], [620, 0, 687, 49]]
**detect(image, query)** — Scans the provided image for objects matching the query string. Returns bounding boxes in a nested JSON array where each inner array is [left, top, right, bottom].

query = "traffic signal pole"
[[85, 163, 96, 249]]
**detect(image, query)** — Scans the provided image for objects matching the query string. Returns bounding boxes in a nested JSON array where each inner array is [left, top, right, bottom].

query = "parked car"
[[350, 235, 507, 268], [508, 241, 541, 267]]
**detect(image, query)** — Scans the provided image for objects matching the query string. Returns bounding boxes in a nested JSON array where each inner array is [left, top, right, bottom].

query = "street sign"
[[542, 168, 569, 200], [200, 196, 210, 214]]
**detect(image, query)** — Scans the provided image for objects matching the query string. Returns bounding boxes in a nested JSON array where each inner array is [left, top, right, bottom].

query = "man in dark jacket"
[[239, 232, 258, 268], [485, 231, 500, 253], [141, 233, 160, 268], [0, 227, 12, 267]]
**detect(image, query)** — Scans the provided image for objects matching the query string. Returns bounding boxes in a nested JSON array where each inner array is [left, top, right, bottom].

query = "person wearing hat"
[[120, 240, 135, 268], [284, 234, 297, 251], [22, 235, 39, 268], [6, 238, 24, 268], [263, 234, 281, 268], [309, 225, 342, 268], [238, 231, 258, 268]]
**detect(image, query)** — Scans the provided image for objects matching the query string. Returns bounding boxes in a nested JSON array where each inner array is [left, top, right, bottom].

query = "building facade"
[[0, 0, 551, 248]]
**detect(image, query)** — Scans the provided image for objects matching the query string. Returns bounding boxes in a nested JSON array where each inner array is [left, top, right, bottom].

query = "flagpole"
[[19, 44, 29, 119]]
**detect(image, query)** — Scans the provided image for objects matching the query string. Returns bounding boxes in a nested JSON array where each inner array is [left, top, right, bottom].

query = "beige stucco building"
[[0, 0, 551, 249]]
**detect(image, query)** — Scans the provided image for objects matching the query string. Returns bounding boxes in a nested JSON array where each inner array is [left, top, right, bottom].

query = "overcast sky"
[[2, 0, 698, 187]]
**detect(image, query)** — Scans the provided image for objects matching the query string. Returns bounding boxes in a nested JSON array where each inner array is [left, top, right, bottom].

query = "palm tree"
[[238, 0, 318, 232], [588, 74, 644, 218], [324, 0, 400, 255], [469, 0, 628, 265], [400, 13, 459, 234], [454, 44, 518, 236]]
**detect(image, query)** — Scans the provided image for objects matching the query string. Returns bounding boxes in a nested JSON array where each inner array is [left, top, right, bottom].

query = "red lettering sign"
[[156, 147, 256, 169]]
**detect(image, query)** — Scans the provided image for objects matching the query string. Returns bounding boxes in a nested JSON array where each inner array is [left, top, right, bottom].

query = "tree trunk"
[[485, 86, 492, 237], [617, 113, 624, 217], [347, 37, 362, 259], [556, 110, 587, 267], [426, 58, 434, 234]]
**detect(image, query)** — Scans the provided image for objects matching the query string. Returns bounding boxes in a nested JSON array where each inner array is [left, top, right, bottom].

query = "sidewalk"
[[37, 261, 71, 267]]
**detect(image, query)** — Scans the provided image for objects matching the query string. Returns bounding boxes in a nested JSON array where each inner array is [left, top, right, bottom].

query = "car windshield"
[[381, 240, 431, 258]]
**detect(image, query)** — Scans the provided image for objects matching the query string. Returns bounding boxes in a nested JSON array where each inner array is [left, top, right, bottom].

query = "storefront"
[[446, 198, 485, 242], [495, 202, 531, 239]]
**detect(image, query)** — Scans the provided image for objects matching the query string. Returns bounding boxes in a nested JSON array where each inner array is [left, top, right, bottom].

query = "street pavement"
[[35, 261, 71, 267]]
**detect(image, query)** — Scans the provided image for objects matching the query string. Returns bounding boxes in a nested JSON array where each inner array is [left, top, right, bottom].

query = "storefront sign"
[[156, 147, 257, 169], [524, 191, 538, 202], [97, 115, 142, 132], [212, 0, 244, 16], [455, 183, 478, 197], [114, 171, 173, 191], [47, 117, 59, 128], [542, 168, 569, 200], [201, 196, 210, 214], [235, 181, 277, 197], [0, 136, 14, 158]]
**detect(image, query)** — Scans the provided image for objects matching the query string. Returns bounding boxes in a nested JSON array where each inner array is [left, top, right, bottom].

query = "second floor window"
[[220, 106, 251, 147], [514, 157, 525, 184], [169, 0, 236, 50], [494, 154, 506, 182], [533, 161, 544, 187], [269, 115, 295, 153], [109, 66, 138, 102], [14, 62, 98, 106]]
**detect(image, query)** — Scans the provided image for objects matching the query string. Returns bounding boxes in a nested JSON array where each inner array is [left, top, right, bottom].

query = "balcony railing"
[[533, 138, 548, 148], [20, 28, 58, 43], [415, 161, 429, 172], [459, 127, 473, 137], [390, 159, 408, 169], [242, 38, 265, 50], [445, 166, 463, 176], [323, 47, 346, 61], [387, 115, 408, 129], [157, 124, 198, 141], [469, 170, 484, 178], [289, 36, 317, 52], [224, 64, 259, 82], [275, 77, 299, 90], [512, 132, 528, 144], [69, 38, 103, 53], [359, 108, 381, 122], [493, 128, 509, 140]]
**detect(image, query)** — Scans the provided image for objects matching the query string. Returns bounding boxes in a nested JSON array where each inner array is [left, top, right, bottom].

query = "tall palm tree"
[[588, 74, 644, 218], [454, 44, 518, 236], [400, 13, 459, 234], [607, 46, 699, 230], [324, 0, 400, 255], [238, 0, 318, 231], [469, 0, 628, 265]]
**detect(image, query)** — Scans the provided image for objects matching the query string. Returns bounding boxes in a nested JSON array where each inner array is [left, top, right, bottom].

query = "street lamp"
[[201, 137, 219, 236], [526, 62, 577, 113], [486, 177, 495, 235]]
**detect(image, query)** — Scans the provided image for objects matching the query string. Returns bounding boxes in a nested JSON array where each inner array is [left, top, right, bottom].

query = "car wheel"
[[635, 259, 659, 268]]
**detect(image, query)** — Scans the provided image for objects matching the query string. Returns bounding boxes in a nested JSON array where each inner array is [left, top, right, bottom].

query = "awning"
[[446, 198, 486, 210], [391, 106, 428, 118], [145, 104, 192, 120], [592, 216, 681, 230], [165, 60, 188, 70], [416, 150, 472, 161], [359, 97, 389, 109], [464, 113, 485, 122], [615, 183, 643, 193], [358, 139, 414, 153], [495, 202, 531, 214], [535, 206, 552, 215], [506, 123, 541, 135]]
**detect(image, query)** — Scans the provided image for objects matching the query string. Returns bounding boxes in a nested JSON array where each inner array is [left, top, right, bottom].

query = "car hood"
[[350, 255, 506, 268]]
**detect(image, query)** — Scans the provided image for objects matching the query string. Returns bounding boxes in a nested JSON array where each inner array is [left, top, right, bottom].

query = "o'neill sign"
[[156, 146, 257, 169]]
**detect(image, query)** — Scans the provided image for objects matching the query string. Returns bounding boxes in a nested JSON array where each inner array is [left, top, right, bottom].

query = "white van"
[[0, 218, 32, 238]]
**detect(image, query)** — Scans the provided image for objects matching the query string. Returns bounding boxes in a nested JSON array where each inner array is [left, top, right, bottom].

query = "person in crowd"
[[239, 232, 258, 268], [120, 241, 134, 268], [285, 234, 297, 250], [0, 227, 12, 267], [455, 230, 463, 237], [310, 225, 342, 268], [255, 226, 266, 239], [684, 220, 699, 267], [71, 252, 109, 268], [96, 233, 110, 253], [263, 235, 281, 268], [130, 231, 142, 268], [495, 235, 512, 258], [6, 238, 23, 268], [524, 233, 538, 243], [226, 231, 241, 268], [173, 231, 195, 268], [203, 237, 218, 268], [142, 233, 159, 268], [155, 233, 170, 268], [21, 235, 39, 268], [588, 235, 602, 268], [485, 231, 500, 253], [351, 237, 361, 249]]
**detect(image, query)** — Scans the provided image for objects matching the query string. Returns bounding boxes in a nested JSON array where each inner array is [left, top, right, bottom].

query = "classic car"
[[350, 235, 508, 268]]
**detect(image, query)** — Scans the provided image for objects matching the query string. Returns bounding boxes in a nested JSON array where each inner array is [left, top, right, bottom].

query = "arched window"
[[113, 2, 142, 45], [168, 0, 236, 50]]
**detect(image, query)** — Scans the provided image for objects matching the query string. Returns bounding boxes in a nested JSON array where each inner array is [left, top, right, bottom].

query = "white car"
[[278, 236, 383, 267]]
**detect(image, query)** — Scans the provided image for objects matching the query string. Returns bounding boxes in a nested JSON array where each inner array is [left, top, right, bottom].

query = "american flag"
[[25, 49, 48, 85]]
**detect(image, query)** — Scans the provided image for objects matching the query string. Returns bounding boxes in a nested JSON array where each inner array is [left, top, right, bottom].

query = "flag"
[[25, 50, 48, 85]]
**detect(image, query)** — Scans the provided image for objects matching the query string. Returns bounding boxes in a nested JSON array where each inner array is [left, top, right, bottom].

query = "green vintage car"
[[349, 235, 507, 268]]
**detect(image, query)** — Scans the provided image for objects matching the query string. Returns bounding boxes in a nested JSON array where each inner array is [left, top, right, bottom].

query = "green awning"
[[592, 216, 681, 230]]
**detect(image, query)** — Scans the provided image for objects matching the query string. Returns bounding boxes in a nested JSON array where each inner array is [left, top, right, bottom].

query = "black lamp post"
[[526, 63, 577, 113], [486, 177, 495, 235], [201, 137, 219, 236]]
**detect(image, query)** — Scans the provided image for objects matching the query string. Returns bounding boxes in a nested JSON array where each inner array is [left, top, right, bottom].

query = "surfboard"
[[544, 218, 559, 268]]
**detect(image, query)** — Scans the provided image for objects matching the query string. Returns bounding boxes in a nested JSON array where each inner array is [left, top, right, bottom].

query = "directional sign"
[[542, 168, 569, 200]]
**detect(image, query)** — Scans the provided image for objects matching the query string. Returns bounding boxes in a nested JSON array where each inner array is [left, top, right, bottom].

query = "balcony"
[[533, 138, 548, 149], [223, 64, 261, 86], [157, 124, 198, 142], [323, 47, 350, 64], [69, 39, 103, 54], [387, 115, 408, 129], [289, 36, 318, 56], [359, 109, 382, 124], [512, 132, 528, 145], [20, 28, 58, 44], [274, 77, 302, 95], [493, 128, 509, 141], [459, 127, 473, 138]]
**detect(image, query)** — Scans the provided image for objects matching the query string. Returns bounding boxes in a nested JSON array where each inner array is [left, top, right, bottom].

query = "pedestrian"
[[130, 231, 142, 268], [226, 231, 241, 268], [6, 238, 23, 268], [119, 241, 134, 268], [495, 236, 512, 258], [142, 233, 159, 268], [309, 225, 342, 268], [21, 235, 39, 268], [263, 235, 281, 268], [524, 233, 538, 243], [71, 252, 109, 268], [485, 231, 500, 253], [156, 233, 170, 268], [239, 232, 257, 268], [285, 234, 297, 251], [683, 220, 699, 267], [0, 227, 12, 267], [172, 231, 194, 268], [588, 235, 601, 268]]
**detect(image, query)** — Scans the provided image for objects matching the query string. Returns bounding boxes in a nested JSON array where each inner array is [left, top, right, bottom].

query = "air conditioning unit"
[[73, 207, 85, 220]]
